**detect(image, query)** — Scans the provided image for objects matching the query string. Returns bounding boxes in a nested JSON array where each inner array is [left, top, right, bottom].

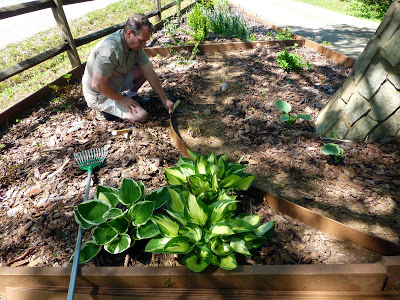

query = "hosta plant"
[[321, 143, 344, 164], [164, 150, 255, 204], [274, 100, 312, 127], [72, 178, 169, 264], [145, 190, 276, 272]]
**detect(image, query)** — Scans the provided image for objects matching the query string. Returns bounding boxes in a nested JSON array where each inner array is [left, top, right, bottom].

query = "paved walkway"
[[0, 0, 121, 49], [230, 0, 380, 59]]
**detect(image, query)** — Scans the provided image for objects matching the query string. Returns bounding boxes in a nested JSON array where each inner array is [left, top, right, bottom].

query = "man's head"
[[123, 14, 155, 51]]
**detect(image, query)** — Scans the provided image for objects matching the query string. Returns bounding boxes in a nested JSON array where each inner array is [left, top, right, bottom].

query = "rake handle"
[[67, 169, 92, 300]]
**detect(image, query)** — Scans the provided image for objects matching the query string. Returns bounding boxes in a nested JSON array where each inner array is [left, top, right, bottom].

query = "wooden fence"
[[0, 0, 193, 82]]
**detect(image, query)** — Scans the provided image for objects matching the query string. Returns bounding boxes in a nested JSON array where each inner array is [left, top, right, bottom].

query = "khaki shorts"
[[83, 70, 135, 119]]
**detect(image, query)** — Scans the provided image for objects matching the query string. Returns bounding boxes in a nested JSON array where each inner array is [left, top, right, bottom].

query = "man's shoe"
[[131, 94, 151, 103], [95, 110, 117, 121]]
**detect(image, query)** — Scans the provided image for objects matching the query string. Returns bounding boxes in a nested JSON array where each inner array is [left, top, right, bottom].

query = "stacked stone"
[[315, 0, 400, 141]]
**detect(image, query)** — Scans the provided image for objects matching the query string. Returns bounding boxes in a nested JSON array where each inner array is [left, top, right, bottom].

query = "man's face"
[[125, 28, 150, 50]]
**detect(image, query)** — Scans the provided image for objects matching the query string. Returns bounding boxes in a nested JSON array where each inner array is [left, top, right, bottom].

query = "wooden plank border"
[[0, 262, 390, 297]]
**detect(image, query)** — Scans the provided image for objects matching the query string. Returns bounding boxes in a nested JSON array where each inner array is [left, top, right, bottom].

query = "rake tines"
[[73, 147, 108, 171]]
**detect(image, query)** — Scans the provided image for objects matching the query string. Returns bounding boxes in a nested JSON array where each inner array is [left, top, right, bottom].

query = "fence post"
[[51, 0, 81, 68], [154, 0, 161, 23]]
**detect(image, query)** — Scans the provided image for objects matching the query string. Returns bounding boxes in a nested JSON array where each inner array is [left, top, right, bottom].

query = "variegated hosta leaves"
[[146, 190, 276, 272], [164, 150, 255, 204], [72, 152, 276, 273], [72, 179, 170, 264]]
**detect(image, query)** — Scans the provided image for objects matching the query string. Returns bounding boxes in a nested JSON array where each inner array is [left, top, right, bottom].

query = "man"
[[82, 13, 174, 122]]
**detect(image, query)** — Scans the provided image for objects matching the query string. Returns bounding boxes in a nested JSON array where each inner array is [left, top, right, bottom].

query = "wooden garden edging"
[[1, 258, 400, 299]]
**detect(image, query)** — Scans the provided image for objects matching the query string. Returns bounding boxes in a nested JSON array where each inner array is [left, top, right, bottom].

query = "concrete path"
[[230, 0, 380, 59], [0, 0, 121, 49]]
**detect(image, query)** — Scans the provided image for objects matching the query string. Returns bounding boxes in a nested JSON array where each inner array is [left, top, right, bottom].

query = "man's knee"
[[125, 109, 148, 123]]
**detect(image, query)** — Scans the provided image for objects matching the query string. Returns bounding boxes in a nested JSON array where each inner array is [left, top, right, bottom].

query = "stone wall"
[[314, 0, 400, 141]]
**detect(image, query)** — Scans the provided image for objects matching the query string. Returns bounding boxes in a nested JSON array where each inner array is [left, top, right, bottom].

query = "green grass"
[[293, 0, 390, 22], [0, 0, 190, 113]]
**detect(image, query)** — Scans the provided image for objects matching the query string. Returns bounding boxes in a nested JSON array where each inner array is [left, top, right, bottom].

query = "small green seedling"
[[277, 49, 312, 72], [321, 143, 344, 164], [274, 100, 312, 127], [275, 27, 293, 40]]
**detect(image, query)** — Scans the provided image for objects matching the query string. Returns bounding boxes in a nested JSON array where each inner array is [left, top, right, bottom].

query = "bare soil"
[[0, 11, 399, 269]]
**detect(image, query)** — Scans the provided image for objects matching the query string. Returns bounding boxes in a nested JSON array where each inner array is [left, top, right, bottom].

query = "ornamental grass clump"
[[204, 6, 253, 40]]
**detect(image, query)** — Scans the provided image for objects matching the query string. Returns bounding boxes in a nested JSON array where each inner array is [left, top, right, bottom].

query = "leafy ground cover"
[[0, 8, 399, 269]]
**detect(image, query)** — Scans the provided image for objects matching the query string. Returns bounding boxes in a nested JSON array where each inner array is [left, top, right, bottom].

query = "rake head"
[[73, 147, 108, 172]]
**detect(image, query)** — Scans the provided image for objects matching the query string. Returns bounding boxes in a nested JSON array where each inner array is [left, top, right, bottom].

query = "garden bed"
[[0, 5, 399, 275]]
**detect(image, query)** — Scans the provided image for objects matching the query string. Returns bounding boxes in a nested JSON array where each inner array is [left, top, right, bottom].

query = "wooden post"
[[154, 0, 161, 23], [51, 0, 81, 68]]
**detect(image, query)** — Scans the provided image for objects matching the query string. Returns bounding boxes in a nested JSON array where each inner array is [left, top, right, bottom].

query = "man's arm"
[[139, 62, 174, 114], [91, 71, 141, 113]]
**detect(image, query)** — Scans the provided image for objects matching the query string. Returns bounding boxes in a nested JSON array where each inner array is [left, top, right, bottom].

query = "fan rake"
[[67, 147, 108, 300]]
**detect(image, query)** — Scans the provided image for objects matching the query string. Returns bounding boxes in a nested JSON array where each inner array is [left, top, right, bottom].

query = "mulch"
[[0, 10, 399, 268]]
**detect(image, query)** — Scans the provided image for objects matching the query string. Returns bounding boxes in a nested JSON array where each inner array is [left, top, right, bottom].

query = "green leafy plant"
[[187, 4, 209, 43], [188, 112, 202, 135], [321, 143, 344, 164], [277, 49, 312, 72], [145, 151, 274, 272], [72, 151, 276, 272], [145, 191, 275, 272], [199, 0, 215, 10], [274, 27, 293, 40], [188, 42, 200, 62], [274, 100, 312, 127], [72, 178, 169, 264], [167, 42, 200, 66], [347, 0, 389, 21], [48, 73, 74, 109], [164, 150, 255, 205], [164, 18, 179, 38]]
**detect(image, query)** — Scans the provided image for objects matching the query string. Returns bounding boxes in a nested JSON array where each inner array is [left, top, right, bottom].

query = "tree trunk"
[[314, 0, 400, 141]]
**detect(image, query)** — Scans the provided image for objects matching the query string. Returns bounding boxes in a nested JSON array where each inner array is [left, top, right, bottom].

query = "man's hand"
[[164, 99, 174, 114], [119, 96, 141, 114]]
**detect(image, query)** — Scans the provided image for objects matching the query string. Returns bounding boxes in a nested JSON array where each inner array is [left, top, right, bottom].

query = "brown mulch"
[[0, 11, 399, 269]]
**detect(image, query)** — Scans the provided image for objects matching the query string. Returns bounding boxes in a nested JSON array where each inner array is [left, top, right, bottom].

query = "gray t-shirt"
[[82, 29, 149, 98]]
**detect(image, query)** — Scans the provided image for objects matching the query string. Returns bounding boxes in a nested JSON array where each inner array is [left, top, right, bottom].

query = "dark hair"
[[124, 14, 155, 35]]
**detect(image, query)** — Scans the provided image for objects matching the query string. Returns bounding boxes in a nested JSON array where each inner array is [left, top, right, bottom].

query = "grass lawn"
[[294, 0, 388, 22]]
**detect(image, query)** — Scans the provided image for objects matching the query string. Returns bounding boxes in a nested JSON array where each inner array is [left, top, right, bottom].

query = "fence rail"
[[0, 0, 186, 82]]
